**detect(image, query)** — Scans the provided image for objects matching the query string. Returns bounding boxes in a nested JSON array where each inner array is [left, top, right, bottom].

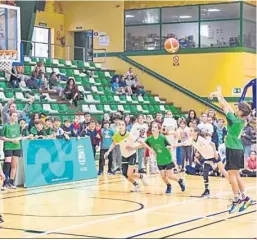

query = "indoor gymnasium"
[[0, 0, 256, 239]]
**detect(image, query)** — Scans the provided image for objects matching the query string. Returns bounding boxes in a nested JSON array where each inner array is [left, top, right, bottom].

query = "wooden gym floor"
[[0, 174, 256, 238]]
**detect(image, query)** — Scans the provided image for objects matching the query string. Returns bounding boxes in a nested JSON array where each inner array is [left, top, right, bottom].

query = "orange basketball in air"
[[164, 38, 180, 53]]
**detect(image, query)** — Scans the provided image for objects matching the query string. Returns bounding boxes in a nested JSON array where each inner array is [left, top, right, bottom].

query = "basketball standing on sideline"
[[209, 86, 252, 213]]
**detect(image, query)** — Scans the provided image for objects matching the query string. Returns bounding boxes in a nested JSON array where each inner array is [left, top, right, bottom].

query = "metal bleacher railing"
[[21, 40, 107, 63]]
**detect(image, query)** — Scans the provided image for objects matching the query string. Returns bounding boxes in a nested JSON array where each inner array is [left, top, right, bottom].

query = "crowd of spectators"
[[0, 101, 255, 189]]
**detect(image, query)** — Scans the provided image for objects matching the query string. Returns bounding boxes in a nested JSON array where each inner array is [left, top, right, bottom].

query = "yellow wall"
[[62, 1, 124, 53], [129, 53, 256, 97], [35, 1, 65, 59]]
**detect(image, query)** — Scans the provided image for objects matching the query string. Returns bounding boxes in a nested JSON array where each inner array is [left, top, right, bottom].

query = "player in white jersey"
[[178, 127, 228, 197]]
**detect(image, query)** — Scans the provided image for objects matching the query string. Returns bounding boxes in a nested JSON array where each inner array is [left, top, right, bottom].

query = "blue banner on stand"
[[22, 138, 97, 188]]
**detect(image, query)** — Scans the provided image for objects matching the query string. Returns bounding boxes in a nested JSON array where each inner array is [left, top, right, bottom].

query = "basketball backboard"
[[0, 3, 21, 62]]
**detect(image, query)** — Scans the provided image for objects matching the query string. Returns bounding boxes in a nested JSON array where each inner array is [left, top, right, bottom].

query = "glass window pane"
[[243, 3, 256, 22], [0, 7, 6, 50], [125, 9, 160, 25], [200, 20, 240, 48], [162, 23, 199, 48], [125, 25, 160, 51], [243, 20, 256, 49], [8, 9, 17, 50], [200, 3, 240, 20], [162, 6, 199, 23]]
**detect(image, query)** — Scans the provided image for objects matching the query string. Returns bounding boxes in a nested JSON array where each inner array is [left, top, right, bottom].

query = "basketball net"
[[0, 50, 17, 72]]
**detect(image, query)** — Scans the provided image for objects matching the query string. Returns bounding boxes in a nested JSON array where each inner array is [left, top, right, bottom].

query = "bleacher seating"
[[0, 56, 184, 121]]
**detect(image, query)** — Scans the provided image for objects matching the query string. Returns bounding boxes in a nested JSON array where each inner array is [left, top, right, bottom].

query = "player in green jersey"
[[105, 120, 148, 192], [134, 121, 186, 194], [0, 111, 22, 190], [209, 86, 252, 213]]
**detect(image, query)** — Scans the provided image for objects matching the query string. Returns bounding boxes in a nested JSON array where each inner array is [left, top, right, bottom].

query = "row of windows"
[[125, 3, 256, 25], [125, 20, 256, 51]]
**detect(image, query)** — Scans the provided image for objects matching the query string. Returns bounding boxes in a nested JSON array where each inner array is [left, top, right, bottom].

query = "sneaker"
[[107, 171, 115, 176], [228, 199, 241, 214], [131, 184, 140, 192], [115, 168, 121, 173], [239, 197, 252, 212], [98, 170, 103, 176], [178, 179, 186, 192], [201, 189, 210, 197], [140, 174, 148, 186], [7, 182, 16, 189], [1, 184, 7, 192], [165, 185, 172, 194], [0, 215, 4, 223]]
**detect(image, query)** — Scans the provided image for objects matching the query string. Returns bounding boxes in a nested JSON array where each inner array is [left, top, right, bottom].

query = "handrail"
[[119, 55, 224, 115]]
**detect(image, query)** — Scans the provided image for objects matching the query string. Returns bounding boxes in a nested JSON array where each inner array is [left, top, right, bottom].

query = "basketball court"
[[0, 174, 256, 238]]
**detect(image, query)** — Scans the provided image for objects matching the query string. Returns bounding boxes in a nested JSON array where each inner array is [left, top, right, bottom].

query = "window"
[[200, 20, 240, 48], [200, 3, 240, 20], [125, 8, 160, 25], [243, 3, 256, 22], [162, 6, 199, 23], [243, 20, 256, 49], [162, 23, 199, 48], [32, 27, 50, 58], [125, 25, 160, 51]]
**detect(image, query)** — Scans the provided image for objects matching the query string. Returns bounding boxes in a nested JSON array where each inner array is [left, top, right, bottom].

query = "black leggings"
[[241, 169, 256, 177], [203, 163, 213, 188], [99, 149, 113, 172]]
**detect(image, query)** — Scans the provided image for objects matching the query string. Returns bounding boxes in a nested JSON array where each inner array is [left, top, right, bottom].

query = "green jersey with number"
[[225, 112, 244, 150], [145, 134, 172, 165], [1, 123, 21, 150]]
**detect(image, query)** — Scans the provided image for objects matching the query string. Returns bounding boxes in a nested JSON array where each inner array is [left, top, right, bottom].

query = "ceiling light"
[[207, 9, 220, 12], [126, 15, 135, 18], [179, 15, 192, 19]]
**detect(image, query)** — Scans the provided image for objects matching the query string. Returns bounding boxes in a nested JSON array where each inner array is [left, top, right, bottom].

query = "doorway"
[[32, 26, 50, 58], [74, 30, 93, 62]]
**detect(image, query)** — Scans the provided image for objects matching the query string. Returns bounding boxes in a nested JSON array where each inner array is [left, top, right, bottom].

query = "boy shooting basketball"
[[209, 86, 252, 213]]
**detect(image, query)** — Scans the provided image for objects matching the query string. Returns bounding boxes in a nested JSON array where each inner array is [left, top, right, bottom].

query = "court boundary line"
[[161, 210, 257, 238], [27, 185, 256, 238]]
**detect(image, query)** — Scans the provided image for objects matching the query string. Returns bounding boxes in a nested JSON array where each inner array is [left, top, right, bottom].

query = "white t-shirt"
[[162, 118, 177, 132], [130, 123, 148, 141], [197, 122, 214, 141], [176, 127, 191, 146], [191, 136, 216, 160]]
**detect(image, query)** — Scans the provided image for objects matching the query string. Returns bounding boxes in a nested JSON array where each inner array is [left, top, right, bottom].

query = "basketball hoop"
[[0, 50, 17, 72]]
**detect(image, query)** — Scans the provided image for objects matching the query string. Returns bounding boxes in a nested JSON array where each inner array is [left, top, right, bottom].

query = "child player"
[[209, 86, 252, 213], [104, 120, 148, 192], [178, 127, 229, 197], [133, 121, 186, 194]]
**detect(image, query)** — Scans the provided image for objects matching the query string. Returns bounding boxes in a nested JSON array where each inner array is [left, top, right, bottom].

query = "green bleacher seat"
[[45, 58, 52, 67], [32, 104, 43, 112], [75, 76, 82, 84], [16, 103, 25, 111], [77, 61, 84, 69], [123, 105, 131, 113], [101, 78, 109, 86], [148, 105, 155, 114], [72, 61, 78, 68], [142, 105, 149, 113], [31, 57, 38, 65], [51, 104, 59, 111], [110, 105, 118, 112], [5, 91, 14, 99], [66, 69, 74, 77], [106, 95, 114, 103], [58, 104, 68, 112], [24, 66, 32, 75], [60, 68, 67, 75], [130, 105, 137, 114], [59, 59, 65, 67], [0, 82, 7, 89], [82, 77, 90, 85], [97, 104, 104, 112], [100, 95, 107, 103], [0, 72, 5, 77], [104, 87, 112, 94]]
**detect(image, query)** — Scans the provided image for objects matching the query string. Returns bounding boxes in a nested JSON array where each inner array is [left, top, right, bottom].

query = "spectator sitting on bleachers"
[[111, 77, 125, 95], [125, 67, 135, 79], [63, 78, 79, 107], [8, 67, 20, 88], [49, 72, 64, 98], [60, 119, 73, 139], [33, 61, 48, 90], [2, 98, 34, 124], [26, 71, 42, 89], [241, 151, 256, 177], [30, 119, 47, 139], [241, 120, 254, 160], [119, 76, 132, 95]]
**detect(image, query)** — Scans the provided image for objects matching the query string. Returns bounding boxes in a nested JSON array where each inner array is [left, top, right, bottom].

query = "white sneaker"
[[131, 184, 140, 192], [140, 174, 148, 186]]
